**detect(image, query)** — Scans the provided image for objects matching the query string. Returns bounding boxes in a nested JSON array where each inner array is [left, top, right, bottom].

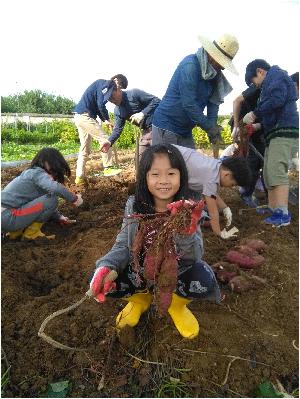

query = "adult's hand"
[[130, 112, 144, 125], [243, 111, 256, 124]]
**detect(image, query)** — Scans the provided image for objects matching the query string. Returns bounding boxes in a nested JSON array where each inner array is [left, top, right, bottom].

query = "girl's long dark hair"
[[30, 147, 71, 183], [134, 144, 189, 214]]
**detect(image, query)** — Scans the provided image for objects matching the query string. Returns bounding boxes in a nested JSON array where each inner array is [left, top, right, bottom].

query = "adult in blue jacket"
[[103, 88, 160, 158], [243, 59, 299, 227], [74, 74, 128, 183], [152, 34, 239, 158]]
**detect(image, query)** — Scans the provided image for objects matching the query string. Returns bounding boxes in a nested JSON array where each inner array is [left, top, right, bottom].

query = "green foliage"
[[1, 366, 11, 396], [1, 90, 75, 114], [1, 142, 80, 161], [193, 116, 232, 148]]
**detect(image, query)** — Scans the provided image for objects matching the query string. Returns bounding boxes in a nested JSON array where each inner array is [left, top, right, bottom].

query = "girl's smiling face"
[[146, 153, 180, 212]]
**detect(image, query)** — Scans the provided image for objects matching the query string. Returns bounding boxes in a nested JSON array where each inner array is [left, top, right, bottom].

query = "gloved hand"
[[252, 123, 261, 131], [220, 226, 239, 239], [243, 111, 256, 124], [231, 126, 239, 141], [100, 141, 111, 153], [58, 215, 77, 225], [103, 120, 114, 130], [130, 112, 144, 125], [167, 199, 205, 234], [222, 206, 232, 227], [90, 266, 117, 302], [72, 193, 83, 207], [206, 125, 223, 145]]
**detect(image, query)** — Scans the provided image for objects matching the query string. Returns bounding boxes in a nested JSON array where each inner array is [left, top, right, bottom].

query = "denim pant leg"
[[176, 261, 221, 303], [1, 194, 58, 232]]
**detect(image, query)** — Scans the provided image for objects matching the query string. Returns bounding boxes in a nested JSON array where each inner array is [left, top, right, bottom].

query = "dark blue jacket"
[[152, 54, 219, 137], [254, 66, 299, 144], [74, 79, 111, 121], [108, 89, 160, 145]]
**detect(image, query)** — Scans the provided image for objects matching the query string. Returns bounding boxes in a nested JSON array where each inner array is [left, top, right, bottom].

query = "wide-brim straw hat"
[[198, 33, 239, 75]]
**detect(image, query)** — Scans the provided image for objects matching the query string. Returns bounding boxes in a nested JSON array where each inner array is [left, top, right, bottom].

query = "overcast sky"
[[1, 0, 298, 114]]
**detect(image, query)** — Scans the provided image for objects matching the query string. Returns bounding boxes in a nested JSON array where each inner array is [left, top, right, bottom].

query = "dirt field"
[[1, 150, 299, 398]]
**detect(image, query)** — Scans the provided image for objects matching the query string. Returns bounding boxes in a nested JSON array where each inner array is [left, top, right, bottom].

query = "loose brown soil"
[[1, 150, 299, 398]]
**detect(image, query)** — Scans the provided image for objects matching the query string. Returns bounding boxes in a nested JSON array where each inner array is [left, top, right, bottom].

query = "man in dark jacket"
[[74, 74, 128, 184], [152, 34, 239, 158], [243, 59, 299, 227], [102, 88, 160, 158]]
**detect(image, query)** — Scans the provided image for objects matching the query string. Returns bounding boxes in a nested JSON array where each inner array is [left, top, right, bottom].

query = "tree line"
[[1, 90, 75, 114]]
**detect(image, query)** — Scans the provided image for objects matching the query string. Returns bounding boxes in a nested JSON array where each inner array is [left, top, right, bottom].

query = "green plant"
[[1, 366, 11, 396], [157, 376, 191, 398]]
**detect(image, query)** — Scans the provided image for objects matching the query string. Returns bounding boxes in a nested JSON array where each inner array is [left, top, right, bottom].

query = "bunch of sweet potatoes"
[[212, 238, 267, 293]]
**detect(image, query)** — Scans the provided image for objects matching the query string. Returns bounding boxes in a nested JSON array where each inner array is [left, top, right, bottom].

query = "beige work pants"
[[74, 113, 113, 178]]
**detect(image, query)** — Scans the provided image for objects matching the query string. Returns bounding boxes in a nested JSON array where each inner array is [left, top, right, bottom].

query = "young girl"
[[90, 144, 220, 339], [1, 147, 83, 240]]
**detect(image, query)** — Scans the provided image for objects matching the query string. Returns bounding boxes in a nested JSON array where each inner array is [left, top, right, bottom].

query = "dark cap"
[[102, 80, 117, 102], [245, 59, 271, 86]]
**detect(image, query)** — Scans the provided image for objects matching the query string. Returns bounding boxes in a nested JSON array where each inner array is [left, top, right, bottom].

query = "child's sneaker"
[[103, 166, 122, 177], [241, 194, 259, 208], [264, 209, 291, 227]]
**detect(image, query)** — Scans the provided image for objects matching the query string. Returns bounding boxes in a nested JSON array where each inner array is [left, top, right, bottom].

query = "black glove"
[[206, 125, 223, 144]]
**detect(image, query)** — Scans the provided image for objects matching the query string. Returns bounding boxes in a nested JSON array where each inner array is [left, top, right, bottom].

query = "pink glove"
[[167, 199, 205, 234], [90, 267, 116, 302], [58, 215, 77, 226]]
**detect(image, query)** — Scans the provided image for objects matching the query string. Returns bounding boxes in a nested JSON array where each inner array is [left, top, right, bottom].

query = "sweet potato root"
[[234, 245, 258, 257], [212, 262, 240, 283], [240, 238, 267, 253], [229, 274, 267, 293], [226, 250, 264, 269], [157, 255, 178, 313]]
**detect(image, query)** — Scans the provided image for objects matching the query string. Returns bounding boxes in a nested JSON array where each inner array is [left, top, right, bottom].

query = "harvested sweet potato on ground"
[[240, 238, 267, 253], [229, 275, 254, 292], [212, 262, 240, 283], [234, 245, 258, 257], [229, 274, 267, 293], [226, 250, 264, 269]]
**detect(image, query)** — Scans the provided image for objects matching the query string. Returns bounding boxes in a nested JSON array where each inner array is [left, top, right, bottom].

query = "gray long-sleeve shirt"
[[1, 167, 77, 209]]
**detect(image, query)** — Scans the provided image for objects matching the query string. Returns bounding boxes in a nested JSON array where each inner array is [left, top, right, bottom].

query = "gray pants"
[[1, 194, 58, 233], [152, 125, 195, 149]]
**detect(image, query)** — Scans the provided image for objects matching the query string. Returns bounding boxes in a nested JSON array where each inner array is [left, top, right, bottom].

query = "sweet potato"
[[229, 274, 267, 293], [144, 249, 164, 281], [234, 245, 258, 257], [212, 262, 240, 283], [229, 275, 254, 293], [240, 238, 267, 253], [226, 250, 264, 269], [157, 255, 178, 314]]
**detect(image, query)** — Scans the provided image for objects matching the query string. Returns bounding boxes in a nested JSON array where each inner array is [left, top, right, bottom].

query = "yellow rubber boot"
[[168, 293, 199, 339], [75, 176, 85, 186], [116, 291, 152, 329], [6, 229, 24, 240], [22, 222, 55, 240]]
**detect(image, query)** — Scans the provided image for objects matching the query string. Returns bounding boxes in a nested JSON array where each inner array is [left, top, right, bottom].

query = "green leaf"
[[254, 381, 284, 398], [43, 380, 71, 397]]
